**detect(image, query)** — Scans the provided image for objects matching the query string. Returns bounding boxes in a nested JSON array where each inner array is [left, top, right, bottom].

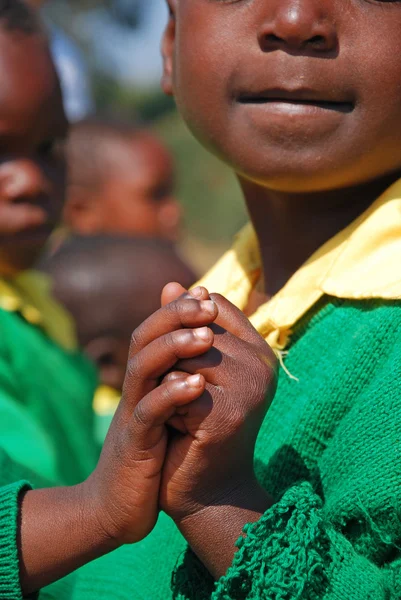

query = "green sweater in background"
[[39, 298, 401, 600], [0, 308, 98, 599]]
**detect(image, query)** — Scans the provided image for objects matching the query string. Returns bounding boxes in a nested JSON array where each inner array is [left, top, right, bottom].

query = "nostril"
[[265, 33, 282, 44], [308, 35, 326, 48]]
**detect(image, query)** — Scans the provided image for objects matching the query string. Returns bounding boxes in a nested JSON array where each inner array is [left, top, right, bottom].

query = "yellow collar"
[[197, 179, 401, 350], [0, 270, 77, 351]]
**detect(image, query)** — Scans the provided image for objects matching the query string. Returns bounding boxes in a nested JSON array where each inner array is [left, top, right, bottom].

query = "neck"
[[240, 172, 400, 297]]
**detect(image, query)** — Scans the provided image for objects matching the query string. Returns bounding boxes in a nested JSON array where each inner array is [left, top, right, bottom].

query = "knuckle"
[[210, 292, 225, 305], [130, 327, 145, 354], [161, 380, 176, 404], [126, 353, 144, 379], [164, 329, 180, 351], [133, 401, 149, 429], [176, 297, 201, 322]]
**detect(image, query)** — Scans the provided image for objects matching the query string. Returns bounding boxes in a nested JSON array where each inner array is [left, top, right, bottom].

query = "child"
[[42, 235, 195, 441], [64, 117, 182, 242], [53, 0, 401, 598], [5, 2, 401, 600], [0, 3, 217, 598]]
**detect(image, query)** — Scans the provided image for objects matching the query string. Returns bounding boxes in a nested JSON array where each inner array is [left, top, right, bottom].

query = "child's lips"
[[234, 86, 356, 139], [236, 88, 354, 114]]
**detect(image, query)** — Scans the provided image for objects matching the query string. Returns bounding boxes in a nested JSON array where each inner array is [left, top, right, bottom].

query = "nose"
[[0, 160, 50, 204], [258, 0, 338, 54]]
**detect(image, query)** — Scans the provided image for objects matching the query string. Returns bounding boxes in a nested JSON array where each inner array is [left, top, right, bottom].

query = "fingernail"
[[190, 286, 203, 298], [187, 374, 202, 387], [200, 300, 216, 315], [195, 326, 211, 342]]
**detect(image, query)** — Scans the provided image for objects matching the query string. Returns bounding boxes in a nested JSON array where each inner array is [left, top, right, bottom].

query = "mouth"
[[237, 89, 354, 114]]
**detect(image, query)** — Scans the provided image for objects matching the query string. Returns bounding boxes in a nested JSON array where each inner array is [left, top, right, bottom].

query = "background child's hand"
[[82, 292, 219, 545], [158, 284, 277, 523]]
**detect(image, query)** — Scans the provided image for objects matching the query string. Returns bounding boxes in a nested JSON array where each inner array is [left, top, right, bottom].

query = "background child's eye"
[[37, 140, 55, 156], [37, 139, 66, 160]]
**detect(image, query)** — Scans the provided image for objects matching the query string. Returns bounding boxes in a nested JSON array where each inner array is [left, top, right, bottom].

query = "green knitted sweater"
[[39, 297, 401, 600], [0, 308, 98, 600]]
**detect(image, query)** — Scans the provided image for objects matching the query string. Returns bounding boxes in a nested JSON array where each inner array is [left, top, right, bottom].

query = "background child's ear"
[[161, 1, 176, 96]]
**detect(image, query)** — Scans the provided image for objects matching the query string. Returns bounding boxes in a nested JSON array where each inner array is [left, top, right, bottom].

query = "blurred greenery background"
[[45, 0, 247, 275]]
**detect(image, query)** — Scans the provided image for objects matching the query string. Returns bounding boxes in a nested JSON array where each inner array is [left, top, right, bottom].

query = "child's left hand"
[[154, 284, 277, 525]]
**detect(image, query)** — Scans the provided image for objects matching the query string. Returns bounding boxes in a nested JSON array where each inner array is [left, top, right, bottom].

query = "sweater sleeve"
[[0, 480, 32, 600], [0, 348, 52, 599], [171, 338, 401, 599]]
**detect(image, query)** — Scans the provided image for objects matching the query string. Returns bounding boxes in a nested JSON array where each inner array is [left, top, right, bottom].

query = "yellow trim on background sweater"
[[0, 271, 77, 351], [93, 385, 121, 416], [197, 179, 401, 350]]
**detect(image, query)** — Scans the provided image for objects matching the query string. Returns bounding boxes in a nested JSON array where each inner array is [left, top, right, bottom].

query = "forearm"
[[176, 479, 272, 580], [19, 484, 119, 596]]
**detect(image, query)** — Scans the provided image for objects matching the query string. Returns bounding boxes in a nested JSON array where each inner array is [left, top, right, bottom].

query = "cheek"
[[174, 21, 232, 152]]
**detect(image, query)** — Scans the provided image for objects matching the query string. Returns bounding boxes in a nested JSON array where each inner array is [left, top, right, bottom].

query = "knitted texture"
[[1, 299, 401, 599], [0, 308, 97, 598], [170, 298, 401, 600], [0, 481, 31, 600]]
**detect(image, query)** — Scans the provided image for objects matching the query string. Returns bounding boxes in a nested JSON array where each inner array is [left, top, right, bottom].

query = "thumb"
[[161, 282, 188, 307], [161, 282, 212, 307]]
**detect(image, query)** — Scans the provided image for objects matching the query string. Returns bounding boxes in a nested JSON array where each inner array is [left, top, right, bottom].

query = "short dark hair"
[[0, 0, 41, 35], [41, 235, 196, 345], [67, 117, 142, 191]]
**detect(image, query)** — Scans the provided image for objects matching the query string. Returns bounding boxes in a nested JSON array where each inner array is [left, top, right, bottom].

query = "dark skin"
[[154, 0, 401, 579], [0, 29, 67, 275], [0, 25, 212, 594], [162, 0, 401, 297], [20, 288, 274, 594], [65, 132, 182, 242], [11, 0, 401, 593], [0, 12, 273, 595]]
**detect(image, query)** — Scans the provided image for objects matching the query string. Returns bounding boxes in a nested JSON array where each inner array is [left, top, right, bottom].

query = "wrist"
[[175, 478, 272, 580], [19, 484, 120, 596], [175, 476, 272, 528], [79, 477, 125, 550]]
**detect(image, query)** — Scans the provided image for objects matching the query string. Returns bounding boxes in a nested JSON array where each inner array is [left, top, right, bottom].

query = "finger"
[[123, 326, 214, 409], [162, 371, 192, 433], [161, 283, 210, 307], [210, 293, 269, 350], [161, 282, 187, 307], [129, 294, 218, 357], [174, 326, 276, 386], [175, 346, 236, 387], [130, 374, 206, 451], [162, 371, 188, 383]]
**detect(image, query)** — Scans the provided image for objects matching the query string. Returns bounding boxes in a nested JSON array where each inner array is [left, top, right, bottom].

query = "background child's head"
[[161, 0, 401, 195], [0, 0, 67, 276], [64, 118, 181, 242], [41, 235, 195, 391]]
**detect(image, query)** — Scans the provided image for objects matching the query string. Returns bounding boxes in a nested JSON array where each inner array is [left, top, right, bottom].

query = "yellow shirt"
[[0, 270, 77, 351], [197, 178, 401, 351]]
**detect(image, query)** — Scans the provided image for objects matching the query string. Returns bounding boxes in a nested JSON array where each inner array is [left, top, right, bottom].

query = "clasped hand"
[[83, 283, 277, 546]]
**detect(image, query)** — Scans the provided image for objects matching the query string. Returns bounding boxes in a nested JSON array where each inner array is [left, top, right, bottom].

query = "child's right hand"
[[19, 292, 219, 596], [81, 292, 219, 545]]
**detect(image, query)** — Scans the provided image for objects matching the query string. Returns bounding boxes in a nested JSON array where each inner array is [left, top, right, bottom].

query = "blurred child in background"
[[0, 0, 98, 490], [64, 118, 181, 242], [0, 4, 212, 598], [42, 235, 195, 441]]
